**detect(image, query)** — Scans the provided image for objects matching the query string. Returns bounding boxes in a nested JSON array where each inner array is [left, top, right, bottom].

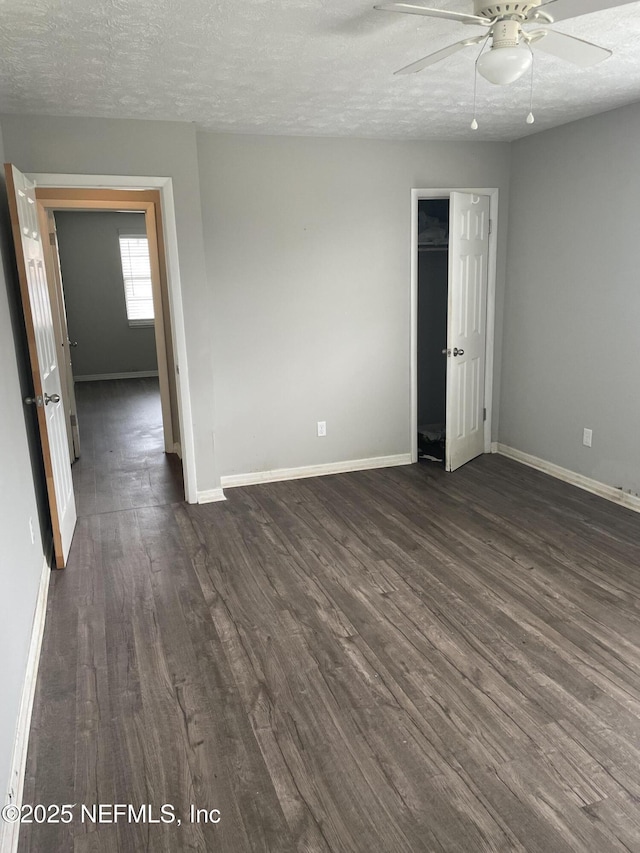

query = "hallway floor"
[[72, 377, 183, 516], [17, 382, 640, 852]]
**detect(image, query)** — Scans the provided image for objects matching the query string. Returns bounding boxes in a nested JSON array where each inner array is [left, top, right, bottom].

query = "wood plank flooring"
[[18, 381, 640, 852], [72, 377, 183, 516]]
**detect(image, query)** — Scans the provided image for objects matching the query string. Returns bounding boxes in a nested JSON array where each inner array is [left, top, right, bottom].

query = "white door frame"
[[30, 172, 197, 504], [411, 187, 499, 464]]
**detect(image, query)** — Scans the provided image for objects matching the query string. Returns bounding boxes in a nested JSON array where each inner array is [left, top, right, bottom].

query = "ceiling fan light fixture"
[[477, 44, 533, 85]]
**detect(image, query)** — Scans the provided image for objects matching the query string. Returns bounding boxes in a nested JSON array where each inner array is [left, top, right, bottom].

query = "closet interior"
[[417, 198, 449, 464]]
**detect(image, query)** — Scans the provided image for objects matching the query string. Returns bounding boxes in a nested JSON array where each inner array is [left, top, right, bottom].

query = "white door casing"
[[445, 191, 490, 472], [6, 164, 77, 568]]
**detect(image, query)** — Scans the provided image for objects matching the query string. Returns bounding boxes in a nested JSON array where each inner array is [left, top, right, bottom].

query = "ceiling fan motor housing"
[[474, 1, 541, 19], [491, 19, 522, 47]]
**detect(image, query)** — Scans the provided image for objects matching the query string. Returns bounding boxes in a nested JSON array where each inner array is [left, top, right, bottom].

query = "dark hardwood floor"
[[72, 377, 183, 516], [18, 382, 640, 852]]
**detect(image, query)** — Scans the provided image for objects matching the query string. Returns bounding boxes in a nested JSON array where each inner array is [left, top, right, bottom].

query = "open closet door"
[[6, 164, 77, 568], [445, 191, 489, 472]]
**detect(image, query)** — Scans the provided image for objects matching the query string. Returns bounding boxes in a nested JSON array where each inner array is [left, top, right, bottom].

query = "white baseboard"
[[0, 557, 50, 853], [74, 371, 159, 382], [220, 453, 413, 490], [497, 444, 640, 515], [173, 442, 182, 459], [197, 488, 227, 504], [490, 442, 499, 454]]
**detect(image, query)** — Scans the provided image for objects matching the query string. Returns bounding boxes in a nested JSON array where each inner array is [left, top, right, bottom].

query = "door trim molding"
[[410, 187, 499, 464], [29, 173, 197, 504], [197, 488, 227, 504]]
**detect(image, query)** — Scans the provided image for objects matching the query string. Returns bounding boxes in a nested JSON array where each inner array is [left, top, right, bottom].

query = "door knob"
[[68, 339, 78, 347], [44, 393, 60, 405], [442, 348, 450, 356], [24, 395, 43, 407], [453, 347, 465, 357]]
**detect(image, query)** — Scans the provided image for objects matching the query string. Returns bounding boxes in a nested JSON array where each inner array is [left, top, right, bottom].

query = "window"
[[119, 235, 154, 326]]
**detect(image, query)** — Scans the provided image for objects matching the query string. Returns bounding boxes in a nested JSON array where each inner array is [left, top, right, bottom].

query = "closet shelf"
[[418, 243, 448, 252]]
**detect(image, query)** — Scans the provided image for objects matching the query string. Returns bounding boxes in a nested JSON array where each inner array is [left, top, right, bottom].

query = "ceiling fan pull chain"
[[526, 43, 536, 124], [471, 63, 479, 130], [471, 33, 492, 131]]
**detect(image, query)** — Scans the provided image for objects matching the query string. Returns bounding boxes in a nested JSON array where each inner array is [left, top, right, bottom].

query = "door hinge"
[[488, 220, 493, 236], [483, 407, 487, 422]]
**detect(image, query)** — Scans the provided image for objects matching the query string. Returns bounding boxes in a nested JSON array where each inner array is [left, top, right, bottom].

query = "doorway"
[[31, 174, 197, 507], [48, 208, 184, 514], [411, 187, 499, 469], [35, 189, 187, 511], [417, 198, 449, 467], [36, 187, 179, 453], [7, 167, 196, 567]]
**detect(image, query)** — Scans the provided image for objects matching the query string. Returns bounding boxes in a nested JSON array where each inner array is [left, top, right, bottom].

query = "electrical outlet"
[[29, 517, 35, 545], [583, 428, 593, 448], [317, 421, 327, 437]]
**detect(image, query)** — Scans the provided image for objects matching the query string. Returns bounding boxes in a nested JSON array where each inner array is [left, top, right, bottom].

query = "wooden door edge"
[[5, 164, 66, 566]]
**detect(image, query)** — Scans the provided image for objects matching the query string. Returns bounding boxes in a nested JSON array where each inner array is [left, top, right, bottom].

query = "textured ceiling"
[[0, 0, 640, 141]]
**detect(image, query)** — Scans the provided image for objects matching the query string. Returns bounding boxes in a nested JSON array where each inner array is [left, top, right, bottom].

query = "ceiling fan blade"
[[535, 0, 639, 23], [533, 29, 612, 66], [374, 3, 490, 26], [394, 35, 485, 74]]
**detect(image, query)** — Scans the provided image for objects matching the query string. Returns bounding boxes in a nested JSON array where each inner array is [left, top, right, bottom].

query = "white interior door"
[[445, 192, 489, 472], [6, 164, 77, 568], [44, 209, 80, 461]]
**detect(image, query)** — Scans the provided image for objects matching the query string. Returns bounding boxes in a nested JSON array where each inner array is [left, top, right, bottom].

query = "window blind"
[[119, 235, 154, 325]]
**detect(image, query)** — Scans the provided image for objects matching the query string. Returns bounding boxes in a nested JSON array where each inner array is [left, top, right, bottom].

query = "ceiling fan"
[[373, 0, 636, 85]]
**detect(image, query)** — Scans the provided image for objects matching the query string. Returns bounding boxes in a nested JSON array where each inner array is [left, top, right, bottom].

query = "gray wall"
[[1, 114, 217, 492], [197, 132, 510, 478], [500, 101, 640, 495], [55, 211, 157, 378], [0, 127, 48, 813], [1, 116, 510, 488]]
